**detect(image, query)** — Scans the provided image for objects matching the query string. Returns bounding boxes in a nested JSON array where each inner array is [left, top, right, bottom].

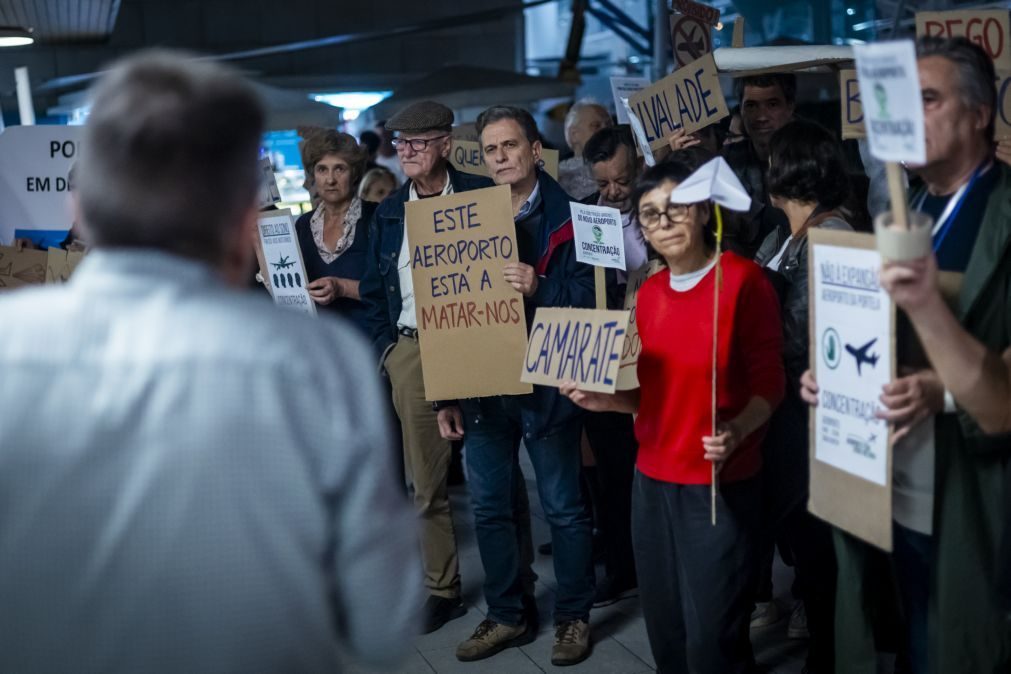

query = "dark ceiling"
[[0, 0, 121, 43]]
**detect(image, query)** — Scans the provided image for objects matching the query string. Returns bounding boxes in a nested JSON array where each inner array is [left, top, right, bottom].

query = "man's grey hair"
[[916, 36, 997, 140], [476, 105, 541, 144], [78, 50, 265, 262], [563, 100, 612, 140]]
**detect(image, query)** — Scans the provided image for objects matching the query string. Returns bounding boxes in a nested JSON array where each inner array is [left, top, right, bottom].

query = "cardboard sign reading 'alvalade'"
[[628, 52, 728, 152], [916, 9, 1011, 71], [451, 139, 559, 181], [406, 184, 533, 400], [521, 307, 630, 394]]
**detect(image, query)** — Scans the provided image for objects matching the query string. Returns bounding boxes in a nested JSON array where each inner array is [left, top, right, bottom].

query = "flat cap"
[[385, 100, 454, 133]]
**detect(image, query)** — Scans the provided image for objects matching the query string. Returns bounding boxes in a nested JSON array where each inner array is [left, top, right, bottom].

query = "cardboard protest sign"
[[0, 245, 48, 290], [671, 14, 713, 68], [996, 71, 1011, 138], [916, 9, 1011, 71], [808, 229, 894, 551], [406, 184, 532, 400], [45, 247, 83, 283], [0, 126, 83, 247], [627, 53, 728, 153], [450, 140, 559, 181], [256, 209, 316, 316], [839, 69, 865, 140], [674, 0, 721, 26], [521, 307, 630, 393], [570, 202, 625, 270], [258, 157, 282, 209], [854, 41, 926, 165], [610, 77, 649, 124], [616, 259, 664, 390]]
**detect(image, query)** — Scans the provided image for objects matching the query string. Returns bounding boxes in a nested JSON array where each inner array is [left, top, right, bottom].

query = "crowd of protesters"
[[0, 32, 1009, 674]]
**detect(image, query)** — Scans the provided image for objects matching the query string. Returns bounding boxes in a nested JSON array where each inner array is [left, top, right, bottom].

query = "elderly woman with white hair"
[[558, 100, 612, 199]]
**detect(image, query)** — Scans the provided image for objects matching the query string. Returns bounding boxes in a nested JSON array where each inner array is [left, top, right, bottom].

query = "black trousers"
[[584, 411, 638, 585], [631, 471, 761, 674]]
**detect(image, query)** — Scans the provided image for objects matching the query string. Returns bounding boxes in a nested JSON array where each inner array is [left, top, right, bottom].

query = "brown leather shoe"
[[551, 619, 591, 666], [455, 618, 534, 662]]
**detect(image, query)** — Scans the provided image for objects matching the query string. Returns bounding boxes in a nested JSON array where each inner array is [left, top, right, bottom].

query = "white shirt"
[[766, 234, 793, 272], [0, 250, 420, 672], [398, 175, 453, 329], [669, 257, 717, 292]]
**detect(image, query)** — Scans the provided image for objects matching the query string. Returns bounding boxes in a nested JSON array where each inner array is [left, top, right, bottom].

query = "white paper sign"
[[853, 41, 927, 164], [610, 77, 649, 124], [812, 243, 891, 485], [258, 157, 282, 209], [570, 202, 626, 270], [257, 209, 316, 316], [0, 126, 83, 245], [621, 97, 656, 167]]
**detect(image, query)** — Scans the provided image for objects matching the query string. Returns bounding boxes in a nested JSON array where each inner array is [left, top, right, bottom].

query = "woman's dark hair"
[[631, 150, 715, 248], [766, 119, 849, 210]]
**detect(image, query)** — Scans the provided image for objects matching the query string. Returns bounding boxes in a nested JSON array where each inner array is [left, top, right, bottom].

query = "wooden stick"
[[711, 205, 725, 527], [594, 265, 606, 310], [885, 162, 909, 230], [732, 17, 746, 48]]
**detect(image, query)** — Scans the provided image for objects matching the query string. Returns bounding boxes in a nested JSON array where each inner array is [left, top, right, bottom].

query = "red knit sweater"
[[634, 252, 784, 485]]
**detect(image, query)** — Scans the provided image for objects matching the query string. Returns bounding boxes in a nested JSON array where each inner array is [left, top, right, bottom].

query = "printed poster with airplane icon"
[[255, 208, 316, 317], [811, 237, 893, 486]]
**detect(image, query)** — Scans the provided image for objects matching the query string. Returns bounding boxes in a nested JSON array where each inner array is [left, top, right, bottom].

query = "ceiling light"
[[0, 27, 33, 47]]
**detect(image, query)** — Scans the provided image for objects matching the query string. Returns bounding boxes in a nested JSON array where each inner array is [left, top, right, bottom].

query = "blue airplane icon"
[[845, 338, 879, 375]]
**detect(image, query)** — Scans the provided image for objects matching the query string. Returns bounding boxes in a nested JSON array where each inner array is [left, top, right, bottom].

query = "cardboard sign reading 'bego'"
[[450, 140, 559, 181], [628, 52, 728, 153], [839, 69, 865, 140], [521, 307, 630, 394], [808, 229, 895, 551], [407, 184, 532, 400], [916, 9, 1011, 71]]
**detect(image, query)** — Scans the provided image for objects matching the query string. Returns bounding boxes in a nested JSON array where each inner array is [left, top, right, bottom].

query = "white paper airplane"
[[668, 156, 751, 212]]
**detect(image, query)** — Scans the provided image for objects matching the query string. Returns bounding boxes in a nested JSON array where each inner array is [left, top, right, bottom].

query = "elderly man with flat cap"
[[360, 101, 508, 635]]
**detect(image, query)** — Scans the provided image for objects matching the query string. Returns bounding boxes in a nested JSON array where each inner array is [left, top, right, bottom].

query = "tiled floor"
[[342, 451, 827, 673]]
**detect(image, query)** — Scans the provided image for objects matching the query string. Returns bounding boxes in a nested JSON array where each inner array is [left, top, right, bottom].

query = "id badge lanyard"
[[915, 161, 988, 253]]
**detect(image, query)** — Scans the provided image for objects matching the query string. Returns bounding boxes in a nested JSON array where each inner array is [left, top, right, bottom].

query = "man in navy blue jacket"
[[359, 101, 493, 635], [438, 106, 596, 666]]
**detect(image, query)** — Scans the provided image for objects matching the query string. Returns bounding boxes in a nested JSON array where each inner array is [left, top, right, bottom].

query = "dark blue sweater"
[[295, 199, 377, 335]]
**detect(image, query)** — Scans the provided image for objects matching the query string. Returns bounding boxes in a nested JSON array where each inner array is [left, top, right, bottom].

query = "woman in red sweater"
[[562, 157, 784, 673]]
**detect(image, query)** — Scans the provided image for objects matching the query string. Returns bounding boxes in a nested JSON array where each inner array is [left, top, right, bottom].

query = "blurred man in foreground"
[[0, 50, 419, 673]]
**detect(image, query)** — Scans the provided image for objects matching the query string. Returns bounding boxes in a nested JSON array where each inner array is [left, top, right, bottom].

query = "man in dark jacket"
[[359, 101, 491, 635], [438, 106, 595, 666], [722, 73, 794, 259]]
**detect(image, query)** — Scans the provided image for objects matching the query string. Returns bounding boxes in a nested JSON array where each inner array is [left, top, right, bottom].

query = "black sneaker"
[[422, 594, 466, 634], [592, 576, 638, 608]]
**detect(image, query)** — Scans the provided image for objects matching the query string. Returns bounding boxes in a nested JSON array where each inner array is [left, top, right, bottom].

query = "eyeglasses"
[[638, 203, 694, 230], [392, 135, 449, 152]]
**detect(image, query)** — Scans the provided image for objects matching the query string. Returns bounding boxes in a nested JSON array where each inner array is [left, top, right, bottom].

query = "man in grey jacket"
[[0, 50, 420, 673]]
